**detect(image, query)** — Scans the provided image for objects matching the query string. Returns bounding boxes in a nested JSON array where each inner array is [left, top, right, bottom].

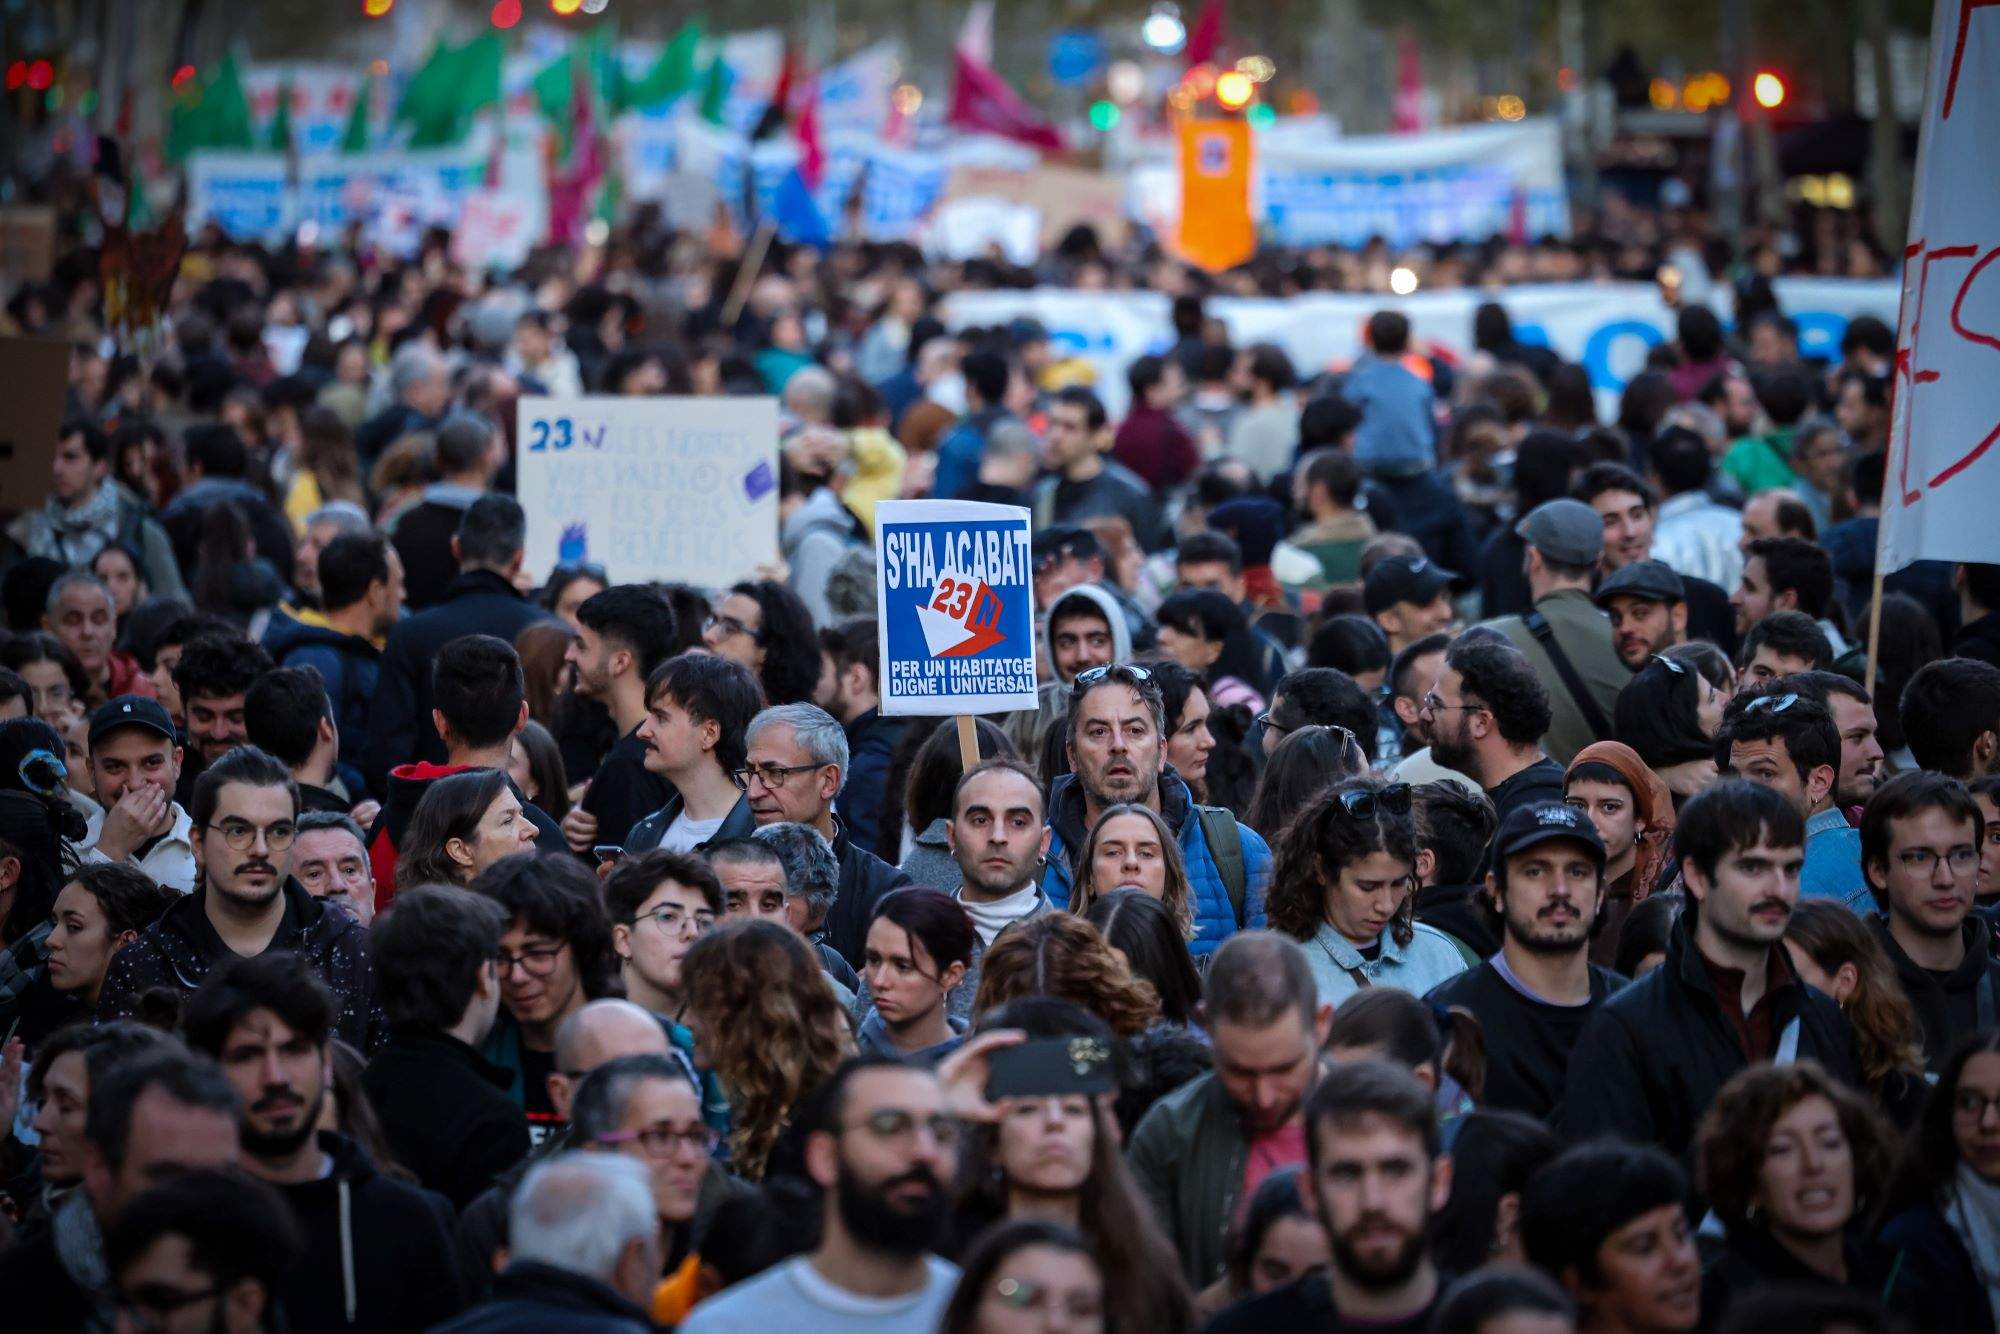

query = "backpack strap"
[[1524, 610, 1613, 743], [1195, 805, 1247, 927]]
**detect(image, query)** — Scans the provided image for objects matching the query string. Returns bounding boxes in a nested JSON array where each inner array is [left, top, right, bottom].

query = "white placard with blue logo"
[[874, 500, 1039, 717], [515, 395, 778, 590]]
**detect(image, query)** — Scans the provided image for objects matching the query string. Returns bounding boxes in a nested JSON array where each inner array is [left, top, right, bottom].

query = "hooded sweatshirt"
[[264, 611, 382, 782], [1874, 914, 2000, 1072], [273, 1132, 465, 1334], [781, 487, 862, 626], [1045, 583, 1134, 675]]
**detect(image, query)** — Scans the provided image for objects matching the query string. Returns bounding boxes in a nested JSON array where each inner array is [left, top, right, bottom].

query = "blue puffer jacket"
[[1041, 770, 1269, 956]]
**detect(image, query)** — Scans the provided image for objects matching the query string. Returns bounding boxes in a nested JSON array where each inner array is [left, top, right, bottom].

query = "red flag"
[[795, 77, 824, 192], [947, 4, 1065, 153], [1185, 0, 1227, 69], [547, 54, 605, 246], [1393, 30, 1428, 133]]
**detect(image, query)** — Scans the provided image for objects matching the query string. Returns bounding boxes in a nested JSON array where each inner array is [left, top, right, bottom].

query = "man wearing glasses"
[[1861, 772, 2000, 1070], [735, 703, 911, 968], [97, 745, 383, 1051], [1715, 687, 1867, 911], [680, 1055, 961, 1333]]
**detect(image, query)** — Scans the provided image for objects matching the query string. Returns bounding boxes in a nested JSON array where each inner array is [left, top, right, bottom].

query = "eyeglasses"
[[1744, 692, 1800, 715], [634, 904, 716, 935], [1255, 711, 1291, 739], [731, 761, 826, 791], [495, 943, 568, 977], [1955, 1090, 2000, 1121], [704, 613, 761, 644], [1074, 663, 1153, 687], [1896, 847, 1981, 877], [117, 1285, 220, 1332], [204, 818, 297, 852], [595, 1120, 720, 1158], [1337, 783, 1412, 818], [1420, 692, 1481, 715], [845, 1108, 961, 1149]]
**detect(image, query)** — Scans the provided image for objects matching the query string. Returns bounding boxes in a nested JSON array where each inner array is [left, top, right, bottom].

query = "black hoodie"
[[272, 1132, 465, 1334], [96, 878, 384, 1052], [1873, 913, 2000, 1071]]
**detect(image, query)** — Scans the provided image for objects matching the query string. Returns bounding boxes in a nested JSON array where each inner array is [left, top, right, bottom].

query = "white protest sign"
[[874, 500, 1039, 716], [1879, 0, 2000, 574], [451, 190, 539, 272], [515, 396, 779, 589]]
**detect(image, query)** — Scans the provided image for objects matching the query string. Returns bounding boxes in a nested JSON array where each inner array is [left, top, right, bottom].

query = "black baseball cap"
[[1034, 524, 1102, 569], [1492, 801, 1606, 867], [1363, 554, 1460, 616], [1594, 559, 1686, 607], [89, 695, 178, 750]]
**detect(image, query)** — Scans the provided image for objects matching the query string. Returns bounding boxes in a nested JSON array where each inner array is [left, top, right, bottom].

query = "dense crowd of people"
[[0, 193, 1993, 1334]]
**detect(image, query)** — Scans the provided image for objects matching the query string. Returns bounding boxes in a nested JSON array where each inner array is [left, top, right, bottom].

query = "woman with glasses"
[[397, 770, 540, 888], [1266, 775, 1468, 1006], [1069, 804, 1196, 938], [680, 918, 853, 1182], [1564, 741, 1675, 969], [1694, 1061, 1915, 1324], [1884, 1031, 2000, 1333], [1613, 655, 1725, 802], [1245, 724, 1365, 846], [942, 1219, 1108, 1334], [701, 580, 822, 706]]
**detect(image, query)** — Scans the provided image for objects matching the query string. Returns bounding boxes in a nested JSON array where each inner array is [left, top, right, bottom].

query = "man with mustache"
[[96, 745, 384, 1052], [1560, 780, 1861, 1158], [1427, 802, 1625, 1121], [1204, 1061, 1451, 1334], [183, 951, 463, 1334], [679, 1056, 962, 1333]]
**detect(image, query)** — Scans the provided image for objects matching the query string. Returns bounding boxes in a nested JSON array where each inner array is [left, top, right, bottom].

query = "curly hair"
[[1694, 1060, 1896, 1239], [1446, 639, 1551, 748], [1071, 803, 1194, 937], [680, 918, 852, 1180], [1783, 901, 1925, 1098], [1267, 775, 1421, 946], [972, 913, 1161, 1037]]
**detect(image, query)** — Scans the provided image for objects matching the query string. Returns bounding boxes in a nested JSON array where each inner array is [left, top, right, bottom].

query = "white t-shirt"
[[657, 811, 727, 853], [679, 1255, 959, 1334]]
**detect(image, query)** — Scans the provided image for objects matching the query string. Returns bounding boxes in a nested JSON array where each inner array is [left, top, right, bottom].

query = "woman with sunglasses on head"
[[1614, 654, 1725, 802], [1267, 774, 1468, 1006], [1883, 1031, 2000, 1334], [1564, 740, 1675, 969]]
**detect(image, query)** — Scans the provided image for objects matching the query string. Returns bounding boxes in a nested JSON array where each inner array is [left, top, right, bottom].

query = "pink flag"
[[947, 5, 1065, 153], [547, 55, 605, 246], [796, 77, 825, 192], [1185, 0, 1227, 69], [1393, 30, 1428, 133]]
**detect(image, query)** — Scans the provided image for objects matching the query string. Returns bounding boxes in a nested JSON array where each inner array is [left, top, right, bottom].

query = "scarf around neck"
[[1947, 1161, 2000, 1330]]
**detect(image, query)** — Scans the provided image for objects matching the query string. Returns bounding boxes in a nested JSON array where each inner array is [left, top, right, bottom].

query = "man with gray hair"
[[390, 413, 505, 611], [741, 703, 911, 967], [357, 341, 450, 466], [749, 823, 864, 999], [782, 364, 838, 425], [434, 1153, 660, 1333], [291, 501, 371, 608]]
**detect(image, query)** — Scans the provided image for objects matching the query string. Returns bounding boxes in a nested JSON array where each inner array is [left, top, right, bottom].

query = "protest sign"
[[1877, 0, 2000, 575], [0, 206, 56, 282], [937, 162, 1130, 249], [451, 190, 539, 272], [514, 395, 779, 589], [874, 500, 1039, 718], [0, 337, 70, 517]]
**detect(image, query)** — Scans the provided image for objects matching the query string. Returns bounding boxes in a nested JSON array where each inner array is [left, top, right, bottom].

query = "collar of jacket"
[[161, 876, 325, 961], [1668, 913, 1802, 1016], [1876, 912, 1995, 989], [443, 568, 527, 602], [1309, 920, 1415, 971], [1049, 767, 1195, 856]]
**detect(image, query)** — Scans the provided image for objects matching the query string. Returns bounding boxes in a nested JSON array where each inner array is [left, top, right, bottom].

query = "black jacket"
[[362, 1029, 532, 1212], [0, 1223, 92, 1332], [362, 570, 552, 792], [97, 879, 384, 1051], [626, 791, 755, 854], [274, 1132, 465, 1334], [1203, 1270, 1438, 1334], [1557, 917, 1860, 1160], [1874, 914, 2000, 1071], [840, 708, 906, 857], [1414, 883, 1499, 959], [824, 814, 914, 968], [390, 497, 475, 611], [1881, 1203, 1999, 1334], [428, 1261, 654, 1334], [1699, 1222, 1917, 1332], [1956, 611, 2000, 670], [264, 611, 381, 783], [578, 726, 672, 850]]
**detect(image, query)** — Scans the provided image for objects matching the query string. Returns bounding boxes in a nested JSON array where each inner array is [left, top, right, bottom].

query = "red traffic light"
[[26, 59, 53, 92], [492, 0, 522, 25], [4, 61, 25, 91]]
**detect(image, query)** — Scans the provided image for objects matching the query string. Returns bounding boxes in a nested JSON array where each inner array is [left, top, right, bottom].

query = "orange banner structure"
[[1175, 118, 1255, 272]]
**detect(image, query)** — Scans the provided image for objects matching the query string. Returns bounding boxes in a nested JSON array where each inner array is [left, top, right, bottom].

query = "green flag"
[[340, 74, 372, 153], [398, 33, 504, 148], [267, 79, 294, 153], [164, 50, 257, 162], [619, 20, 703, 113], [697, 51, 733, 126]]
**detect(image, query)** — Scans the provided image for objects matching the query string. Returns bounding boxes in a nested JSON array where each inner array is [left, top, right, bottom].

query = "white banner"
[[1879, 0, 2000, 574], [515, 395, 780, 590], [187, 140, 493, 247], [944, 279, 1901, 419]]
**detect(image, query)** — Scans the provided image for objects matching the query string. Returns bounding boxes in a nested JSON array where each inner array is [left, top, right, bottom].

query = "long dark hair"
[[1429, 1111, 1562, 1274], [1889, 1030, 2000, 1216], [1083, 890, 1202, 1026], [1614, 657, 1713, 769], [1267, 775, 1420, 945], [941, 1220, 1102, 1334], [1246, 724, 1363, 843], [190, 499, 257, 621], [1324, 987, 1486, 1102], [1156, 589, 1274, 698]]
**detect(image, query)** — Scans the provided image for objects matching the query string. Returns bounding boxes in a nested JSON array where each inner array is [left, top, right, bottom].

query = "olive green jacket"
[[1487, 586, 1633, 767]]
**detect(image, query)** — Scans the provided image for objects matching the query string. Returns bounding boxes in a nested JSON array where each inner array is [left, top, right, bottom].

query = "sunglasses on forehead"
[[1337, 783, 1412, 818], [1074, 664, 1153, 686], [1744, 692, 1800, 715]]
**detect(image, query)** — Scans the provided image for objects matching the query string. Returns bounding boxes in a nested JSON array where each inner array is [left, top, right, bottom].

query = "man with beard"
[[1716, 687, 1867, 910], [679, 1056, 961, 1332], [171, 635, 276, 777], [1576, 460, 1739, 654], [1780, 670, 1885, 816], [1130, 932, 1329, 1287], [183, 952, 464, 1333], [96, 746, 383, 1051], [1560, 780, 1860, 1158], [1421, 637, 1565, 832], [946, 760, 1054, 948], [1205, 1061, 1451, 1334], [560, 585, 677, 853], [1595, 560, 1689, 671], [1427, 803, 1625, 1121], [1043, 664, 1271, 957]]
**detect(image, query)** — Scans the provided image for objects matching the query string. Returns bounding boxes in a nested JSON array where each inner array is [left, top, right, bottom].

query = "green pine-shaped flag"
[[398, 33, 504, 149], [165, 50, 258, 162], [619, 20, 703, 113], [341, 74, 372, 153], [697, 50, 733, 126], [267, 79, 294, 153]]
